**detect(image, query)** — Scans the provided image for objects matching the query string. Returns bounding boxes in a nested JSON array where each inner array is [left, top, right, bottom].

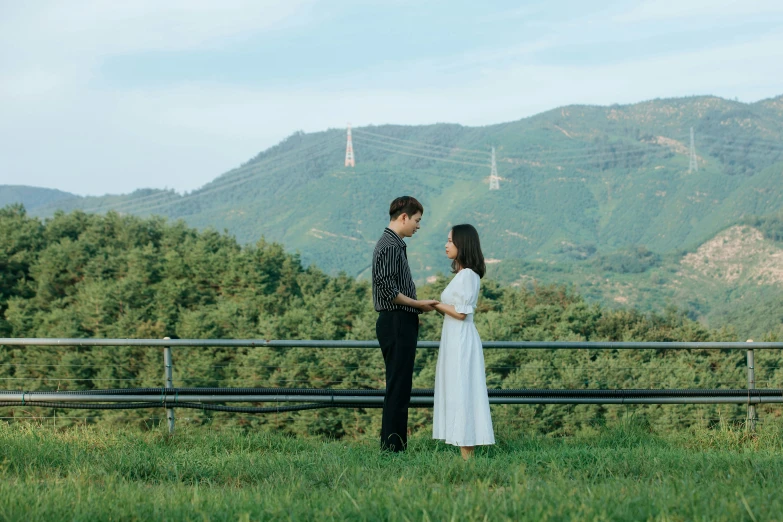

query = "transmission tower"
[[688, 127, 698, 173], [345, 124, 355, 167], [489, 146, 500, 190]]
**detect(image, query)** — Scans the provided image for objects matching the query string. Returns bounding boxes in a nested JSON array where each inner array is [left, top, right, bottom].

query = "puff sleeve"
[[452, 269, 480, 315]]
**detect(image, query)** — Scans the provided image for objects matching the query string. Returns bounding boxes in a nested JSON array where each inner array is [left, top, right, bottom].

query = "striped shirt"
[[372, 228, 419, 314]]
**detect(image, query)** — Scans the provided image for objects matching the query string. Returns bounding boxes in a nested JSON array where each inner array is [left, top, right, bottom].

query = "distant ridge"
[[3, 94, 783, 336], [3, 94, 783, 279], [0, 185, 77, 211]]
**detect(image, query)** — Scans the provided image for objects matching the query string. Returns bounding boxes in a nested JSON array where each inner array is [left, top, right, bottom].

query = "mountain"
[[0, 186, 77, 211], [13, 95, 783, 276], [3, 94, 783, 334], [488, 219, 783, 339]]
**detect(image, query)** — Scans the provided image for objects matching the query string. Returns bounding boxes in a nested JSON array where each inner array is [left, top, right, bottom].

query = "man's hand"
[[393, 294, 439, 312], [416, 299, 440, 312]]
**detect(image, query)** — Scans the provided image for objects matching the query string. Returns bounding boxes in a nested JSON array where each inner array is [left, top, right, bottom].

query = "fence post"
[[746, 339, 756, 432], [163, 336, 175, 435]]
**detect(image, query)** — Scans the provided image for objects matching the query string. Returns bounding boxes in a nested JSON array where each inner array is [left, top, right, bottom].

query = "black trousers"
[[376, 310, 419, 452]]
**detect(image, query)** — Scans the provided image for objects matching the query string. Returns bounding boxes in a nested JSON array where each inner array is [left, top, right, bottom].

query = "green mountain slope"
[[487, 220, 783, 338], [21, 97, 783, 278], [5, 95, 783, 334], [19, 95, 782, 275]]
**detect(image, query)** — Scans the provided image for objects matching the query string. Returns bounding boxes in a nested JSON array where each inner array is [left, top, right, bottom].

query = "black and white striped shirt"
[[372, 228, 419, 314]]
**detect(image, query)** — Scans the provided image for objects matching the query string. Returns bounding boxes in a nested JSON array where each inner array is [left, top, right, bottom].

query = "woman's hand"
[[416, 299, 440, 312], [434, 303, 467, 321]]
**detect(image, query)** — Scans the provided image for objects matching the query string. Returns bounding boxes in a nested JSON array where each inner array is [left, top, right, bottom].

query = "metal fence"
[[1, 338, 782, 434]]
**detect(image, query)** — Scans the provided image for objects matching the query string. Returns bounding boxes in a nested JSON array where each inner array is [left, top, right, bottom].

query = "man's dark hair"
[[389, 196, 424, 220], [451, 224, 486, 278]]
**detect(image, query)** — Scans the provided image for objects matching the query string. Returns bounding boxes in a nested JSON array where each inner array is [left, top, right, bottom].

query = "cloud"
[[0, 0, 313, 97], [0, 1, 316, 194], [0, 0, 312, 55], [7, 25, 778, 195], [0, 1, 781, 196]]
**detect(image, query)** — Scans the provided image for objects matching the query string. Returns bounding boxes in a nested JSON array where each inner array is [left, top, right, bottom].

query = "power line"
[[203, 134, 342, 187], [502, 146, 674, 166], [502, 141, 673, 163], [356, 133, 677, 179], [349, 141, 480, 182], [66, 125, 783, 219], [118, 143, 342, 216], [687, 139, 783, 153], [507, 130, 783, 161], [353, 132, 490, 160], [76, 157, 294, 216], [514, 137, 783, 163], [82, 135, 342, 214], [702, 144, 783, 153], [356, 126, 779, 175], [399, 131, 644, 159], [353, 128, 491, 157], [694, 133, 783, 148], [352, 138, 489, 168], [127, 148, 339, 216], [79, 135, 343, 215]]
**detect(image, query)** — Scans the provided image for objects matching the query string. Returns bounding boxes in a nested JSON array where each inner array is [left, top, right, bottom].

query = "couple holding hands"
[[372, 196, 494, 459]]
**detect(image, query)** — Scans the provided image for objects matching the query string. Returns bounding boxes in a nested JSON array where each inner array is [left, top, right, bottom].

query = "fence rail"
[[2, 338, 782, 434], [3, 339, 783, 349]]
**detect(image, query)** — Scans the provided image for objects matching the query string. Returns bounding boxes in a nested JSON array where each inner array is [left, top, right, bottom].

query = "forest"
[[2, 205, 782, 437]]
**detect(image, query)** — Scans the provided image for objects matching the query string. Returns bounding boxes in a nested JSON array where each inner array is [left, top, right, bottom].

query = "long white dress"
[[432, 268, 495, 446]]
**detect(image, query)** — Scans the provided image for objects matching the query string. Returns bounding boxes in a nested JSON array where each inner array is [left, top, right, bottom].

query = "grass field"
[[1, 419, 782, 521]]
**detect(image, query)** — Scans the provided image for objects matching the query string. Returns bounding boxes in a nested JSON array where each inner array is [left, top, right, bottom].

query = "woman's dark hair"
[[389, 196, 424, 220], [451, 224, 485, 278]]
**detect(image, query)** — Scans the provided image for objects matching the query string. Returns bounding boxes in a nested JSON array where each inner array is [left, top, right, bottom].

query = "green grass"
[[2, 420, 783, 521]]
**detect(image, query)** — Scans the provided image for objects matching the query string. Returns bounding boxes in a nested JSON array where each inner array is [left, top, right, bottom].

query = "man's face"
[[400, 211, 422, 238]]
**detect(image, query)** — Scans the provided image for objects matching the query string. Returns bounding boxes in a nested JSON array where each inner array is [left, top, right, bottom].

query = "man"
[[372, 196, 438, 452]]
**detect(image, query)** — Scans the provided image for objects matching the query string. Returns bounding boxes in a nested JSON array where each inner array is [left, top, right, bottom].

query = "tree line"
[[1, 205, 781, 437]]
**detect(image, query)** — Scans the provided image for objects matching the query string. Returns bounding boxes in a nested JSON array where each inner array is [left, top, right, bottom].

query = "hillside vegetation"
[[0, 185, 77, 210], [489, 216, 783, 338], [5, 95, 783, 333], [16, 95, 783, 277], [2, 207, 783, 437]]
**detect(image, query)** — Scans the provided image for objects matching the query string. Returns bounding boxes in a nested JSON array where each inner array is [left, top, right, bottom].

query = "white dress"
[[432, 268, 495, 447]]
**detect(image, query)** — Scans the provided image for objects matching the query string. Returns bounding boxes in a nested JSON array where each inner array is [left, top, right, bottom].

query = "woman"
[[432, 224, 495, 460]]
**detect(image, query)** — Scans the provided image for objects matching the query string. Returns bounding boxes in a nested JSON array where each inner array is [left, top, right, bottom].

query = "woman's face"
[[445, 230, 458, 260]]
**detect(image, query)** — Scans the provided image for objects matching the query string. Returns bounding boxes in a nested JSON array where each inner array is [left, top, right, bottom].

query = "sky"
[[1, 0, 782, 196]]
